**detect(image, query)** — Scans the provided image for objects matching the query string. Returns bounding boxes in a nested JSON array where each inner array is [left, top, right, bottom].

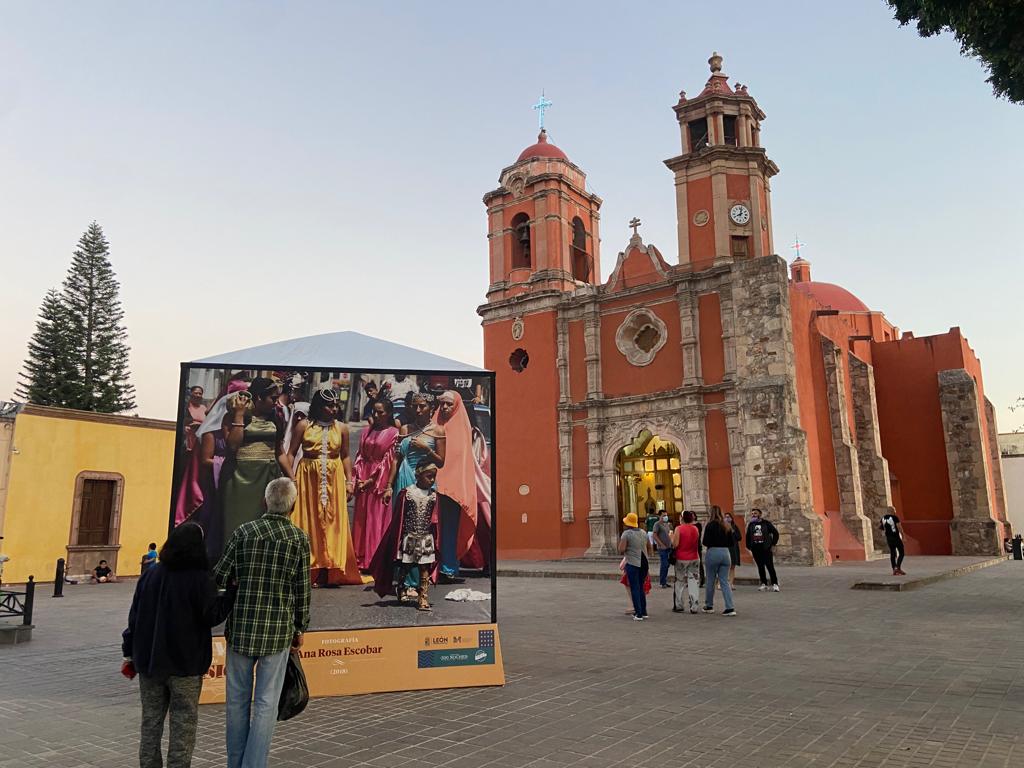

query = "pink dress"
[[352, 425, 399, 569]]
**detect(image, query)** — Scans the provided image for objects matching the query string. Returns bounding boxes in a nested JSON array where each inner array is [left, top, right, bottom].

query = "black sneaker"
[[672, 607, 684, 613], [723, 608, 737, 617], [701, 606, 714, 614]]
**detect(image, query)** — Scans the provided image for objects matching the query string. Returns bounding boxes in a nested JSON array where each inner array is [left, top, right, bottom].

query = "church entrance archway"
[[614, 429, 684, 536]]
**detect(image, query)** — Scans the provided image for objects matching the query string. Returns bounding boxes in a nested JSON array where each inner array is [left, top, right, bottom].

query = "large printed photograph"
[[170, 365, 494, 630]]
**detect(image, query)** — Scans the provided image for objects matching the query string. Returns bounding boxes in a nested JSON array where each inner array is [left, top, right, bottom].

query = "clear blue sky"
[[2, 2, 1021, 428]]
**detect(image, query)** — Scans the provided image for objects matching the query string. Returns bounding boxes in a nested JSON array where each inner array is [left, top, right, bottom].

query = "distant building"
[[0, 403, 174, 583], [480, 53, 1008, 563], [998, 433, 1024, 536]]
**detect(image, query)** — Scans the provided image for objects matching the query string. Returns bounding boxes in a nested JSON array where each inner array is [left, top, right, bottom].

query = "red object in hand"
[[121, 660, 137, 680]]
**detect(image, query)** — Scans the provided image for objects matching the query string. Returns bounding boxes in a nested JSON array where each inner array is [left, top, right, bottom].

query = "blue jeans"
[[658, 548, 671, 586], [226, 646, 290, 768], [704, 547, 734, 611], [624, 563, 647, 617]]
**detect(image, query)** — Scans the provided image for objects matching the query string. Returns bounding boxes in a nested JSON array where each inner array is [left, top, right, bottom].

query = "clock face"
[[729, 204, 751, 225]]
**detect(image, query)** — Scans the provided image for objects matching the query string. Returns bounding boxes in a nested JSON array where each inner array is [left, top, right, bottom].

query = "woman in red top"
[[670, 510, 702, 614]]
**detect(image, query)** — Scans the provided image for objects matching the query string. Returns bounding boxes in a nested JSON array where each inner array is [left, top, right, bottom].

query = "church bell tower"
[[665, 52, 778, 266]]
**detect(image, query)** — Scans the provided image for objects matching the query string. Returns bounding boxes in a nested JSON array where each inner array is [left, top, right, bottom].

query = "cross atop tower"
[[791, 236, 807, 259], [629, 217, 642, 237], [533, 91, 552, 130]]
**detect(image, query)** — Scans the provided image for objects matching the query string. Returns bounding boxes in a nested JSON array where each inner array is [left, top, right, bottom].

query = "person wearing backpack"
[[745, 508, 780, 592]]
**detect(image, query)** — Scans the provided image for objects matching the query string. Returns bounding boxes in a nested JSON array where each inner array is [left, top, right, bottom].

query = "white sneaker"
[[771, 584, 781, 592], [758, 584, 767, 592]]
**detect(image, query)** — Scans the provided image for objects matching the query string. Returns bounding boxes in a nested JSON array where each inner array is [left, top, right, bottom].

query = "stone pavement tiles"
[[3, 562, 1024, 767]]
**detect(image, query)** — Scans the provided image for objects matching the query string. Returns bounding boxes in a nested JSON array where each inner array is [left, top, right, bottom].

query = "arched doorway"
[[614, 429, 684, 535]]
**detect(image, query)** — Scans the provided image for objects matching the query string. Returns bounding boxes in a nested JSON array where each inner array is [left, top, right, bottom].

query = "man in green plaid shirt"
[[214, 477, 310, 768]]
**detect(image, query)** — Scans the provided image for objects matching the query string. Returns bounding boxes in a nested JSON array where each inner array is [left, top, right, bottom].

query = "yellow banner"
[[201, 623, 504, 703]]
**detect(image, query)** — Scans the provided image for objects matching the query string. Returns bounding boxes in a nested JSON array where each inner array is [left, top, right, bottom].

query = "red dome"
[[793, 281, 869, 312], [517, 129, 568, 161]]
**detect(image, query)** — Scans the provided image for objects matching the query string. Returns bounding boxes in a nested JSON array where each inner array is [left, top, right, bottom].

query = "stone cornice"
[[664, 146, 778, 178], [558, 380, 736, 413]]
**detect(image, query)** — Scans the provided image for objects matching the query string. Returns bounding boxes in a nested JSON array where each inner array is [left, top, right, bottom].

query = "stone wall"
[[938, 369, 1000, 555], [848, 355, 891, 551], [983, 397, 1010, 536], [820, 339, 873, 554], [731, 255, 826, 565]]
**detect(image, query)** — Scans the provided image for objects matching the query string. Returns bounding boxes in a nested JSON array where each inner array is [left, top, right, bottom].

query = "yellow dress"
[[292, 421, 369, 585]]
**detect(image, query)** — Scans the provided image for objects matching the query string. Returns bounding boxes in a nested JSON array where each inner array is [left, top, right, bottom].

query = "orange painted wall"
[[870, 334, 965, 554], [600, 297, 682, 398], [687, 176, 715, 261], [698, 292, 725, 385], [725, 174, 748, 201], [484, 312, 572, 558], [704, 407, 738, 552], [790, 288, 840, 525], [568, 423, 591, 553]]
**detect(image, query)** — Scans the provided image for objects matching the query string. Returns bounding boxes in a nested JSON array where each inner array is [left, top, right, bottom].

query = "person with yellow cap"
[[617, 512, 651, 621]]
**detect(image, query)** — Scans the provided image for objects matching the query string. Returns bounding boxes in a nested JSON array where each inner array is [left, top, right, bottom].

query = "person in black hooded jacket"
[[122, 522, 235, 768], [745, 508, 780, 592]]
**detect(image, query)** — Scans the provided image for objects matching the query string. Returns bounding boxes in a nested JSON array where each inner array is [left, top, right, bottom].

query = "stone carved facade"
[[938, 370, 1000, 555]]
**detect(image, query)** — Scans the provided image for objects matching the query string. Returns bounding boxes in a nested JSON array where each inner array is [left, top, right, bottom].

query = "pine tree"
[[16, 288, 79, 407], [60, 222, 136, 413]]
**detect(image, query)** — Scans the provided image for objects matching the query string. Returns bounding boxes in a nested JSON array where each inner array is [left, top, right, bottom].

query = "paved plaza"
[[3, 559, 1024, 767]]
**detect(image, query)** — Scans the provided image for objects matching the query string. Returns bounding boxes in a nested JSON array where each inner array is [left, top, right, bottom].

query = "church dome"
[[517, 129, 568, 161], [793, 281, 869, 312]]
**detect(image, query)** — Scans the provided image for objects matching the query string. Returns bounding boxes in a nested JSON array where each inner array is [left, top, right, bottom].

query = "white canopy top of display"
[[191, 330, 487, 373]]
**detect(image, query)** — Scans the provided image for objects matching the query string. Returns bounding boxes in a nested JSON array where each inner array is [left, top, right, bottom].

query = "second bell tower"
[[665, 52, 778, 266]]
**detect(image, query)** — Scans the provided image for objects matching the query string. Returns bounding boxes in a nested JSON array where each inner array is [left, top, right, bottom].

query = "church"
[[479, 54, 1009, 565]]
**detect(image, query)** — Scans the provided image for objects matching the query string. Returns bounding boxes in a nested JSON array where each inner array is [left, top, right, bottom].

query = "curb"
[[850, 556, 1009, 592]]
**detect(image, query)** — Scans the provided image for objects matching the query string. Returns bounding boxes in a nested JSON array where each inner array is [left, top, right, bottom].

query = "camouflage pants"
[[139, 673, 203, 768]]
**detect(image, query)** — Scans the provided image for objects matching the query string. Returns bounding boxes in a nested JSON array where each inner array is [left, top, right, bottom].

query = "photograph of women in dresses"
[[288, 387, 368, 587], [351, 398, 400, 569], [220, 377, 288, 542], [169, 365, 494, 631]]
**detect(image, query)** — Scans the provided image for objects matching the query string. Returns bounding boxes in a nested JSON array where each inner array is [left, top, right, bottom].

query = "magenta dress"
[[352, 425, 399, 569]]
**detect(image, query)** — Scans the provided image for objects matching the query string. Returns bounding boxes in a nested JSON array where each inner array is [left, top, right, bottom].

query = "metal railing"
[[0, 576, 35, 625]]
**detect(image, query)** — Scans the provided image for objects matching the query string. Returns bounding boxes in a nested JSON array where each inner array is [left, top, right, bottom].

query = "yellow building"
[[0, 403, 174, 584]]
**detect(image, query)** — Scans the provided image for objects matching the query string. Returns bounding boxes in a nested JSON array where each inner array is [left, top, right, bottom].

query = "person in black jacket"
[[745, 508, 780, 592], [122, 522, 235, 768]]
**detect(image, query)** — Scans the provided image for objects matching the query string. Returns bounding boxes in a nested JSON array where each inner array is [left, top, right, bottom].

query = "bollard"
[[1013, 537, 1022, 561], [53, 558, 65, 597], [23, 576, 35, 625]]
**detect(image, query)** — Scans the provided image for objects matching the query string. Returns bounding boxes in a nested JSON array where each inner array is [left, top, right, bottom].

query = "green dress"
[[221, 416, 281, 544]]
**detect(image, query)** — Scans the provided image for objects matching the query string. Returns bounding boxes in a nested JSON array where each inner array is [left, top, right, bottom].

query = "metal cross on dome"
[[791, 236, 807, 258], [533, 91, 552, 130]]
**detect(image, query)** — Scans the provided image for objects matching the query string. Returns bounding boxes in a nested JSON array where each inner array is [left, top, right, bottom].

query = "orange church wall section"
[[704, 409, 739, 558], [697, 292, 725, 385], [725, 174, 749, 201], [687, 176, 715, 261], [871, 333, 966, 554], [599, 298, 682, 399], [484, 314, 565, 559], [570, 424, 591, 548], [789, 288, 840, 525]]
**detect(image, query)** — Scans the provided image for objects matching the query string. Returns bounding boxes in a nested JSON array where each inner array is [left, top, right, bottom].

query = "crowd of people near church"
[[620, 502, 911, 621]]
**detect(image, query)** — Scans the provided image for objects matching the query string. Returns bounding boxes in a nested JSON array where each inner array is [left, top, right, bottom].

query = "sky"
[[2, 2, 1022, 428]]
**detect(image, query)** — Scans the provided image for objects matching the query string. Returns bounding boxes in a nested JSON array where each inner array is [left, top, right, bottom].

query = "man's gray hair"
[[265, 477, 298, 514]]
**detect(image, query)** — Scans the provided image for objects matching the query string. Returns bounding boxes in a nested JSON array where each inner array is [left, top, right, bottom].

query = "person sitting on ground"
[[745, 508, 780, 592], [880, 507, 906, 576], [140, 542, 158, 573], [92, 559, 116, 583]]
